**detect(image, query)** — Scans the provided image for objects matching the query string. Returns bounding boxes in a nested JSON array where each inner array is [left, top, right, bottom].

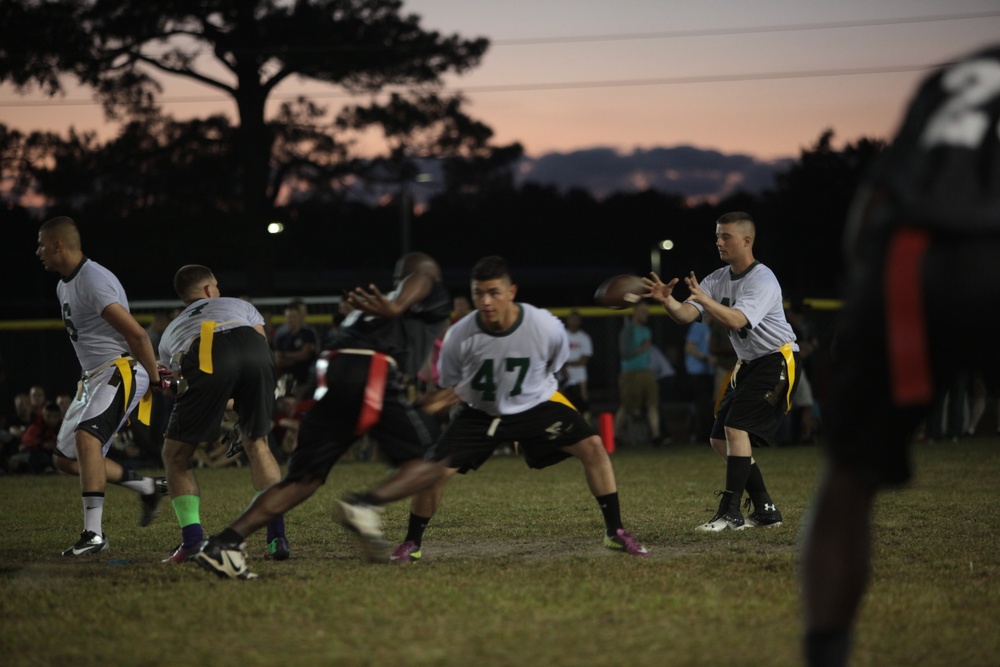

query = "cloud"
[[517, 146, 793, 201]]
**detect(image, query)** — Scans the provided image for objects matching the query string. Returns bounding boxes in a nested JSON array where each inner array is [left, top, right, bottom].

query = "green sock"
[[171, 494, 201, 528]]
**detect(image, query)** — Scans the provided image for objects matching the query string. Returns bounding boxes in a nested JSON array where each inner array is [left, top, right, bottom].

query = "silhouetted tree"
[[0, 0, 520, 293], [763, 130, 886, 297]]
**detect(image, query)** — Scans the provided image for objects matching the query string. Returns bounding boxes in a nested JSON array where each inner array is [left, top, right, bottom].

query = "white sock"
[[82, 493, 105, 535], [117, 476, 155, 495]]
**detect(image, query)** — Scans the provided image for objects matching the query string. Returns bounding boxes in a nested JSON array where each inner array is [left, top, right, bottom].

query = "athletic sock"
[[266, 515, 286, 543], [171, 495, 203, 547], [117, 469, 155, 495], [725, 456, 752, 512], [745, 462, 773, 508], [404, 512, 431, 547], [181, 523, 205, 547], [804, 628, 850, 667], [595, 492, 624, 535], [82, 492, 105, 535]]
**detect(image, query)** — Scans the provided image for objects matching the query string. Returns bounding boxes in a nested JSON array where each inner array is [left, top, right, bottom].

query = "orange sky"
[[2, 1, 999, 161]]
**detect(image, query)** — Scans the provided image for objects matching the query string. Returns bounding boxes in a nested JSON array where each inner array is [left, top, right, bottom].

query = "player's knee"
[[161, 439, 195, 469], [52, 452, 74, 474]]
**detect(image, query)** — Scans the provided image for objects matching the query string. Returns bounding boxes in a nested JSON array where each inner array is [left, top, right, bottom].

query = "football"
[[594, 274, 647, 309]]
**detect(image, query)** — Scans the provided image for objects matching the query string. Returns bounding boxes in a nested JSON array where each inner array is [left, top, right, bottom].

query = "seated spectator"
[[9, 401, 61, 473], [55, 392, 74, 416], [28, 385, 47, 420]]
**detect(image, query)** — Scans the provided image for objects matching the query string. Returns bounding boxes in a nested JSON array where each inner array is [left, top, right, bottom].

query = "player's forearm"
[[697, 299, 748, 331], [124, 330, 161, 382], [662, 298, 698, 325]]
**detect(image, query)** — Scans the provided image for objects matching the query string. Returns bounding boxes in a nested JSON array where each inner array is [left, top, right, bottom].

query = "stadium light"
[[650, 239, 673, 274]]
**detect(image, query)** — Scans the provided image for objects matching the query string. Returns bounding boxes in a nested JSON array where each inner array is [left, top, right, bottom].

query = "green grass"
[[2, 438, 998, 667]]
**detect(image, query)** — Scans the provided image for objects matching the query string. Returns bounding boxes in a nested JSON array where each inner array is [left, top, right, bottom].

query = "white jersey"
[[55, 258, 131, 372], [691, 261, 798, 361], [438, 303, 568, 416], [158, 297, 265, 371], [564, 329, 593, 386]]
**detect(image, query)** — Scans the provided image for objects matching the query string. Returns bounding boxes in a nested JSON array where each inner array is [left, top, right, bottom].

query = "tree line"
[[0, 0, 886, 313]]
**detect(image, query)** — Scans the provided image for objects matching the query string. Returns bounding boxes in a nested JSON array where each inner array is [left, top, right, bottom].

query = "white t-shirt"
[[56, 258, 131, 372], [690, 261, 798, 361], [158, 297, 265, 371], [438, 303, 567, 416], [563, 328, 593, 387]]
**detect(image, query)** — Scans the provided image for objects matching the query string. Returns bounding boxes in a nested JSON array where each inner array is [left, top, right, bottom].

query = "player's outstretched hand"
[[346, 284, 400, 318], [643, 272, 680, 304], [683, 272, 705, 303]]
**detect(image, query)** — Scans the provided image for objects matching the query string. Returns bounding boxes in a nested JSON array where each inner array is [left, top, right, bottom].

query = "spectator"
[[28, 385, 47, 419], [9, 401, 61, 473], [786, 303, 821, 442], [684, 320, 716, 442], [272, 299, 319, 399], [560, 310, 593, 419], [55, 392, 74, 416], [9, 392, 38, 441], [613, 302, 665, 447], [3, 392, 41, 470]]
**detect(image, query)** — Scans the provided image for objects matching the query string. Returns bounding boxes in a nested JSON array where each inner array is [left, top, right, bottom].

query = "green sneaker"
[[603, 529, 649, 557], [389, 540, 422, 563], [264, 536, 290, 561]]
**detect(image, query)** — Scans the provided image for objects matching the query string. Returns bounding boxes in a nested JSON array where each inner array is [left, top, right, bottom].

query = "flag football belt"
[[81, 354, 152, 427], [315, 349, 398, 436], [716, 343, 797, 415], [884, 227, 932, 406]]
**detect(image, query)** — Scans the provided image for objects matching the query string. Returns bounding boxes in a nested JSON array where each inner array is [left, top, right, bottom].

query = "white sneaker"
[[696, 490, 749, 532], [194, 538, 258, 580], [335, 497, 389, 562], [62, 530, 110, 556]]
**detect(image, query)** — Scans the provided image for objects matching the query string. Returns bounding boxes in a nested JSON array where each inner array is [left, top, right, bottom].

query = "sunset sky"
[[2, 0, 999, 162]]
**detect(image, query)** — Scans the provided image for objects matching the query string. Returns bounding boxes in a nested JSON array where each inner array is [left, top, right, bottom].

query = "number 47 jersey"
[[439, 303, 569, 417]]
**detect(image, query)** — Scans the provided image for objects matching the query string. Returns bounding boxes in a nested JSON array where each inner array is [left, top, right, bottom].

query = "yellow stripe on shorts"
[[548, 391, 578, 411], [138, 391, 152, 425], [780, 342, 796, 412], [114, 357, 150, 425], [199, 321, 215, 374]]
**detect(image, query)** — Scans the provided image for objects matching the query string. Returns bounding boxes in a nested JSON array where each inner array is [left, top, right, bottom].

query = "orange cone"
[[598, 412, 615, 453]]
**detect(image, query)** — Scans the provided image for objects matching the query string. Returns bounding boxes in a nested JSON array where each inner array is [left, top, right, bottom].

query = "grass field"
[[2, 438, 998, 667]]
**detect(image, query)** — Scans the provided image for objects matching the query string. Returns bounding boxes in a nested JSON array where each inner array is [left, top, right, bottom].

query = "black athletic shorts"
[[285, 351, 439, 482], [166, 327, 276, 443], [824, 231, 1000, 488], [711, 347, 800, 448], [428, 394, 599, 473]]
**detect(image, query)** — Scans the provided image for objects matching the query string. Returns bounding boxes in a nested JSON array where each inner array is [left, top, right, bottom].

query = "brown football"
[[594, 274, 647, 309]]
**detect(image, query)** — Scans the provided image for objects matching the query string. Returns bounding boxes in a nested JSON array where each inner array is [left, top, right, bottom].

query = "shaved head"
[[39, 216, 81, 251], [395, 252, 441, 282], [37, 216, 84, 276], [717, 211, 756, 242], [174, 264, 216, 303]]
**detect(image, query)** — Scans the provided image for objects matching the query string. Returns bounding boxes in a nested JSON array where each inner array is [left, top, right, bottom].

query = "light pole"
[[650, 239, 674, 275]]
